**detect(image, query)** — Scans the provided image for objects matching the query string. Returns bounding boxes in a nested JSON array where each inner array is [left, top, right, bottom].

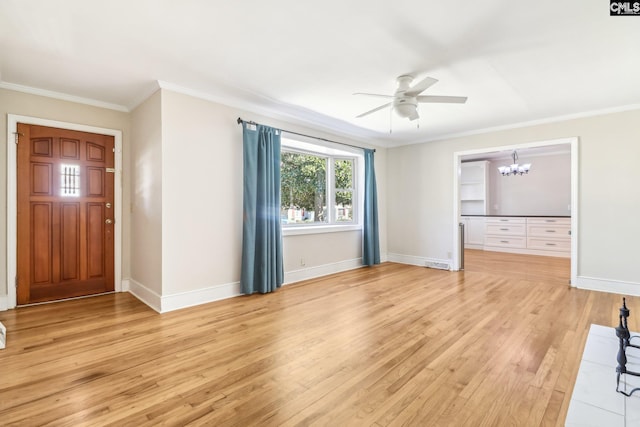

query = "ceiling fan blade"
[[417, 95, 468, 104], [353, 92, 394, 99], [356, 102, 392, 118], [405, 76, 438, 96]]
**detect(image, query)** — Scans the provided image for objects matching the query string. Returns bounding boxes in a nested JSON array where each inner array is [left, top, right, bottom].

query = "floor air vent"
[[425, 261, 450, 270]]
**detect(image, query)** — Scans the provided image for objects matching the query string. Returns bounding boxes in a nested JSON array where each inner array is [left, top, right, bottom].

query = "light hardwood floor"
[[0, 250, 637, 426]]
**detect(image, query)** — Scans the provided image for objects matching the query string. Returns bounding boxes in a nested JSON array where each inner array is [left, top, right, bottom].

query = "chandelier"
[[498, 150, 531, 176]]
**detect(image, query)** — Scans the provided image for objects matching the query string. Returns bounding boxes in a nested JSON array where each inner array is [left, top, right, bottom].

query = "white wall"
[[283, 230, 363, 272], [488, 152, 571, 216], [145, 89, 387, 308], [130, 90, 163, 295], [388, 108, 640, 289], [160, 90, 243, 295], [0, 88, 131, 304], [387, 141, 454, 261]]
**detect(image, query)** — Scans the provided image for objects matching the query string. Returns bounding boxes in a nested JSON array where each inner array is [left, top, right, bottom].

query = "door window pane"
[[61, 164, 80, 197]]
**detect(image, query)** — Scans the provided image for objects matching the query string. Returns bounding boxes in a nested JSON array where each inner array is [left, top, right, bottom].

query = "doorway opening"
[[452, 138, 578, 286]]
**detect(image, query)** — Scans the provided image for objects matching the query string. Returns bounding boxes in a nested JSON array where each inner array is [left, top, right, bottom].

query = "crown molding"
[[155, 80, 388, 148], [3, 79, 639, 149], [0, 81, 130, 112], [403, 103, 640, 146]]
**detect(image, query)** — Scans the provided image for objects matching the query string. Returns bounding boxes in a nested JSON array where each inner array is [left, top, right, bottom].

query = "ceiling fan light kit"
[[354, 74, 468, 122], [394, 98, 419, 119]]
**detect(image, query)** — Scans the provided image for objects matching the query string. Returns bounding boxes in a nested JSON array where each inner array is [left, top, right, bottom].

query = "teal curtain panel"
[[363, 148, 380, 266], [240, 123, 284, 294]]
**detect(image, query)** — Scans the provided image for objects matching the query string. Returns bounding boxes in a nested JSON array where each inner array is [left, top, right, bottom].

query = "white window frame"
[[281, 136, 363, 236], [332, 157, 356, 223]]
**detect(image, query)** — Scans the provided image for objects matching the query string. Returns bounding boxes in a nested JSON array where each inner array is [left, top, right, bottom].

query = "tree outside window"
[[281, 151, 354, 225], [335, 158, 353, 222]]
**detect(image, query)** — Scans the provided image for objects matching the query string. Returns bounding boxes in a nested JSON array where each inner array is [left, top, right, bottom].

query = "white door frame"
[[6, 114, 123, 308], [452, 137, 579, 285]]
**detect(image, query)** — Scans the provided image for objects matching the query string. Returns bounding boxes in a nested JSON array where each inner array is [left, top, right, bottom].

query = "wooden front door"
[[16, 124, 115, 304]]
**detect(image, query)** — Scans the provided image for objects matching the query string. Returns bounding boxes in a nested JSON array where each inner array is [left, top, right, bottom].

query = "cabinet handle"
[[500, 219, 508, 222], [545, 220, 556, 222], [500, 240, 509, 243], [545, 243, 557, 246], [500, 228, 509, 231], [545, 230, 556, 233]]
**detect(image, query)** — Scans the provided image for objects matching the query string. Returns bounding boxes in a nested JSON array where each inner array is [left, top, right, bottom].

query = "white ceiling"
[[1, 0, 639, 147]]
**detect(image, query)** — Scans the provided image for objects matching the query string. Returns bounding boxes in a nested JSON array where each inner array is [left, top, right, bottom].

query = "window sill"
[[282, 224, 361, 236]]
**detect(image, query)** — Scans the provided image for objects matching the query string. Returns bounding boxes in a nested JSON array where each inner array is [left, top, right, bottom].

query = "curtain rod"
[[237, 117, 375, 152]]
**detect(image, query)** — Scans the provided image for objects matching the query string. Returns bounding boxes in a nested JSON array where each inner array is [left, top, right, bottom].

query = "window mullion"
[[327, 157, 334, 224], [352, 158, 358, 224]]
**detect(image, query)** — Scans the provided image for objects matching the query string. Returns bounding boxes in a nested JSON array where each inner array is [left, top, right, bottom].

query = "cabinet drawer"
[[527, 224, 571, 238], [527, 217, 570, 226], [486, 223, 526, 236], [484, 236, 526, 249], [486, 217, 526, 225], [527, 237, 571, 252]]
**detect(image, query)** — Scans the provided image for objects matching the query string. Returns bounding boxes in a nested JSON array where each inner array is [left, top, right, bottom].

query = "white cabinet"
[[526, 218, 571, 254], [461, 216, 485, 249], [460, 161, 489, 215], [482, 216, 571, 257], [484, 217, 526, 249]]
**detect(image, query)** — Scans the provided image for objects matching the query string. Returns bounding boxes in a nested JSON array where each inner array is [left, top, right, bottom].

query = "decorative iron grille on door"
[[61, 164, 80, 196]]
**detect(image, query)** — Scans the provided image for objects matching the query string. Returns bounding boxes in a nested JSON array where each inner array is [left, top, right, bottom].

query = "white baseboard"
[[387, 253, 452, 270], [387, 253, 426, 267], [120, 279, 131, 292], [575, 276, 640, 296], [284, 258, 364, 285], [0, 295, 8, 311], [128, 278, 241, 314], [128, 279, 162, 313], [160, 282, 242, 313], [464, 244, 484, 250], [483, 246, 570, 258], [381, 257, 640, 297], [128, 256, 388, 313]]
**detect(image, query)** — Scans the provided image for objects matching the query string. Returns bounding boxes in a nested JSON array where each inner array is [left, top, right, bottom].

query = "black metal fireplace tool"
[[616, 297, 640, 397]]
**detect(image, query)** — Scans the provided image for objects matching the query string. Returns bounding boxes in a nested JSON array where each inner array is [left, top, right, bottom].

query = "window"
[[334, 158, 354, 222], [281, 151, 327, 224], [280, 137, 361, 231], [61, 164, 81, 197]]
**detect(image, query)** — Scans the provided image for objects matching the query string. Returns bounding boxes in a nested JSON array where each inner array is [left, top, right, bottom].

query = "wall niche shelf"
[[460, 161, 489, 216]]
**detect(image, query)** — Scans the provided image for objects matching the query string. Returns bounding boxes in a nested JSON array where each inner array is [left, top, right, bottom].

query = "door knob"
[[105, 219, 113, 224]]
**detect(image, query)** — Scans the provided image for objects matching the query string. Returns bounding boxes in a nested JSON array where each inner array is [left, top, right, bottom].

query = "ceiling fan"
[[354, 75, 467, 121]]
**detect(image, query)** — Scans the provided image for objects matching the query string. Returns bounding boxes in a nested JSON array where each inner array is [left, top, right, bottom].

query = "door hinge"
[[13, 132, 23, 144], [15, 277, 18, 288]]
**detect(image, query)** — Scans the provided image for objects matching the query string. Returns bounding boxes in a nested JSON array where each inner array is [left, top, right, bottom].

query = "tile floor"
[[566, 324, 640, 426]]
